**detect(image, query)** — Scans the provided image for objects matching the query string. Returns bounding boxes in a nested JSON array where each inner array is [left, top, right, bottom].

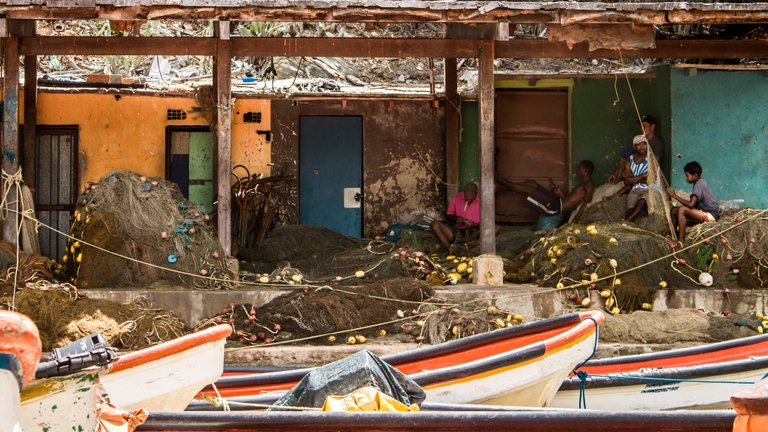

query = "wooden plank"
[[20, 36, 215, 56], [214, 21, 232, 257], [19, 36, 768, 60], [21, 19, 36, 201], [2, 33, 20, 242], [495, 39, 768, 59], [477, 39, 495, 255], [444, 57, 459, 201], [231, 38, 481, 58]]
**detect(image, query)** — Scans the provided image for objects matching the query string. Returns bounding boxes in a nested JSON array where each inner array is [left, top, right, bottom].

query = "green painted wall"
[[459, 101, 479, 189], [670, 68, 768, 209], [571, 67, 671, 184]]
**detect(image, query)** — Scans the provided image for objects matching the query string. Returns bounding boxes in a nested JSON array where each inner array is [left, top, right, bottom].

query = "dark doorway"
[[166, 127, 214, 213], [495, 89, 569, 223], [35, 126, 79, 260]]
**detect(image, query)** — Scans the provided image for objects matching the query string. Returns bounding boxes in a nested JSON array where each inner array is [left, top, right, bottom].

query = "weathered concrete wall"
[[271, 99, 446, 237], [670, 69, 768, 208], [571, 68, 671, 183], [15, 91, 271, 188]]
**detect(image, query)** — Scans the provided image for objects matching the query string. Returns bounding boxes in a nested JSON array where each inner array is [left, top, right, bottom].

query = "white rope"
[[1, 168, 25, 310]]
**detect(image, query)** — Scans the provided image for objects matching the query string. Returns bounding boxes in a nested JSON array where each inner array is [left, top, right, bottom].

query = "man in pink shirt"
[[431, 183, 480, 250]]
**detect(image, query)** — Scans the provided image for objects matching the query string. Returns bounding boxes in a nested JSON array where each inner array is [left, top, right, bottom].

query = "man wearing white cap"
[[624, 134, 650, 221]]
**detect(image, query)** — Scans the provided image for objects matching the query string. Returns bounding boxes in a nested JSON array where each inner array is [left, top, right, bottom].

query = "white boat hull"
[[423, 331, 598, 406], [1, 370, 22, 432], [19, 370, 99, 432], [101, 336, 226, 411], [551, 362, 768, 410]]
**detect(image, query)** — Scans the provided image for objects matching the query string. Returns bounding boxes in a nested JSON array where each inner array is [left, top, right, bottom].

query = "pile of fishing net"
[[599, 309, 756, 344], [503, 222, 695, 313], [686, 208, 768, 288], [194, 277, 434, 345], [61, 172, 232, 289], [237, 225, 412, 283], [1, 285, 186, 350], [402, 302, 528, 345], [0, 241, 54, 296]]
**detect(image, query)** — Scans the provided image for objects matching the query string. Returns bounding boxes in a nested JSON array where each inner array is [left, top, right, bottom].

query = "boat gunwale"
[[110, 324, 232, 374], [560, 354, 768, 390], [581, 332, 768, 367], [213, 311, 603, 389], [137, 408, 736, 432]]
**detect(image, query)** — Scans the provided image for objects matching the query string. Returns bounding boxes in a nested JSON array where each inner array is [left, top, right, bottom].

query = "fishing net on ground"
[[61, 172, 232, 289], [237, 225, 411, 283], [599, 309, 756, 344], [1, 285, 186, 350], [686, 208, 768, 288], [0, 241, 54, 296], [194, 277, 435, 344], [503, 222, 694, 314]]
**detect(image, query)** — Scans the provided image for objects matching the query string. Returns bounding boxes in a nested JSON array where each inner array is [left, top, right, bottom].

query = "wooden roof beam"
[[18, 36, 768, 60]]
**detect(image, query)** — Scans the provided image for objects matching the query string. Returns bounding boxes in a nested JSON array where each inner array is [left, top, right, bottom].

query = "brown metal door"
[[495, 89, 569, 223], [35, 126, 79, 260]]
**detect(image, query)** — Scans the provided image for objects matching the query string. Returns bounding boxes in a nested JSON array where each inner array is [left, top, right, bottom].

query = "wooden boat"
[[101, 323, 232, 411], [552, 332, 768, 410], [206, 311, 604, 407], [1, 310, 42, 432], [137, 406, 736, 432]]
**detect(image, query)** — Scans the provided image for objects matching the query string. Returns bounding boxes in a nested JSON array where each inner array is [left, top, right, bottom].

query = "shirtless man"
[[497, 160, 595, 223]]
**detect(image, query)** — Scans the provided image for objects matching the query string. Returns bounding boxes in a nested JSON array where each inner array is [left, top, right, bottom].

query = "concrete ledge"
[[81, 285, 764, 328]]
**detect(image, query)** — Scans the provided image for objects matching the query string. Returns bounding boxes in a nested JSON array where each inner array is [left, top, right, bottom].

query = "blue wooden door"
[[299, 116, 362, 237]]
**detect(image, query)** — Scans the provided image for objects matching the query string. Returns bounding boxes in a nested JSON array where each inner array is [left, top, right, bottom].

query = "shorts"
[[526, 184, 562, 215], [627, 188, 649, 209]]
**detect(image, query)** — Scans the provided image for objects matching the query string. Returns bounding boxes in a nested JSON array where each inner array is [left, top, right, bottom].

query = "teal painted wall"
[[670, 69, 768, 208], [459, 101, 479, 189], [571, 68, 671, 184], [459, 69, 671, 190]]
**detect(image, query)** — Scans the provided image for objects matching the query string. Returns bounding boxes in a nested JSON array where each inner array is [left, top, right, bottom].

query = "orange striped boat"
[[553, 332, 768, 410], [0, 310, 42, 432], [101, 324, 232, 411], [206, 311, 603, 407]]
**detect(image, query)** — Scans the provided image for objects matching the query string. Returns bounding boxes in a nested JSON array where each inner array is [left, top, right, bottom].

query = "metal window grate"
[[243, 112, 262, 123], [167, 109, 187, 120]]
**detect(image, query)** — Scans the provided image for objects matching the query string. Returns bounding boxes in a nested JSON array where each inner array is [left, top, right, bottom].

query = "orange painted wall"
[[15, 90, 271, 188]]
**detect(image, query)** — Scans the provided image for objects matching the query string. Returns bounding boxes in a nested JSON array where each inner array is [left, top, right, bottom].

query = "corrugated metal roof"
[[2, 1, 768, 22]]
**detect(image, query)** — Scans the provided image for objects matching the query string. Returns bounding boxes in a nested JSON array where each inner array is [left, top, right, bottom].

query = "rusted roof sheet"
[[2, 2, 768, 23]]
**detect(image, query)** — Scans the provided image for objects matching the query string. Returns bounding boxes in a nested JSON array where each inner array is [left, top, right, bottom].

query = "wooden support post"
[[214, 21, 232, 257], [478, 40, 496, 255], [444, 57, 459, 201], [22, 20, 36, 194], [2, 27, 20, 243]]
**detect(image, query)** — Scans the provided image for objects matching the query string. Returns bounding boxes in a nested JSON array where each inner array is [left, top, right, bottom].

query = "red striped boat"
[[205, 311, 603, 407]]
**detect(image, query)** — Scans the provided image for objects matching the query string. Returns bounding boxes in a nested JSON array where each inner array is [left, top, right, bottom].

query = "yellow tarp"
[[321, 386, 420, 412]]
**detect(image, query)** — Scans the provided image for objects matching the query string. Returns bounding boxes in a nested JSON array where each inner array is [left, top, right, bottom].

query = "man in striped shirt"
[[624, 135, 650, 222]]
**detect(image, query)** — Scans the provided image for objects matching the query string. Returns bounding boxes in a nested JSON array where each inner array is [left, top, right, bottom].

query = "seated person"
[[431, 182, 480, 250], [666, 161, 719, 243], [624, 135, 650, 222], [608, 114, 665, 184], [496, 160, 594, 224]]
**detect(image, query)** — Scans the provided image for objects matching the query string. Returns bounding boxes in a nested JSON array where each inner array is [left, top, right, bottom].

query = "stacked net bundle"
[[1, 285, 186, 350], [504, 223, 692, 313], [62, 172, 232, 289], [687, 208, 768, 288], [238, 225, 409, 283], [194, 277, 435, 344], [0, 241, 54, 296]]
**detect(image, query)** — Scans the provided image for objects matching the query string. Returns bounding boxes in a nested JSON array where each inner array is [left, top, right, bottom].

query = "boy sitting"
[[666, 161, 719, 243]]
